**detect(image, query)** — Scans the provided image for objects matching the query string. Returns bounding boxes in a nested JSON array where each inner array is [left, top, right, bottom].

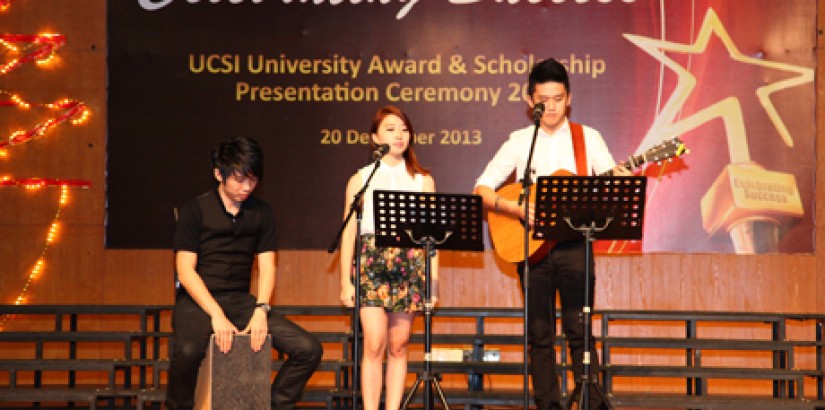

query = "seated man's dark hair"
[[211, 136, 264, 181]]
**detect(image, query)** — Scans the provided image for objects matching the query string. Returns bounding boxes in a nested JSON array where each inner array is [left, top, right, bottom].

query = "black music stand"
[[373, 190, 484, 410], [533, 175, 647, 410]]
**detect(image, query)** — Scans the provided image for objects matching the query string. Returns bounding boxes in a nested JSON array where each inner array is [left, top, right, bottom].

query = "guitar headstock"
[[644, 137, 687, 163], [612, 137, 689, 175]]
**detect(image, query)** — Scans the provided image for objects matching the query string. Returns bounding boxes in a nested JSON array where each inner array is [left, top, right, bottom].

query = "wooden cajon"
[[194, 333, 271, 410]]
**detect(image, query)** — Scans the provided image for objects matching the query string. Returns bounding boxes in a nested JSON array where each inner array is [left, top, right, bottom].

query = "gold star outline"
[[624, 8, 813, 163]]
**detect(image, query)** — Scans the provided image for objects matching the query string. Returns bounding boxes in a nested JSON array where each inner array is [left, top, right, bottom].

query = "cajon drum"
[[194, 333, 271, 410]]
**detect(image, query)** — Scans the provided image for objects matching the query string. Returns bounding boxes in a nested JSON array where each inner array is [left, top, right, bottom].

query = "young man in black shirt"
[[166, 137, 322, 410]]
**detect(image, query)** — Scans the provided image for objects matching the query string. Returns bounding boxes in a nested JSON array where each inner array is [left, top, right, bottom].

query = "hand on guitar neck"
[[609, 163, 634, 177]]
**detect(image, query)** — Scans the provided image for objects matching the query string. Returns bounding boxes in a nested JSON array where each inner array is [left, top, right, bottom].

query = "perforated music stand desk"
[[373, 189, 483, 410], [533, 175, 647, 242], [373, 190, 484, 251]]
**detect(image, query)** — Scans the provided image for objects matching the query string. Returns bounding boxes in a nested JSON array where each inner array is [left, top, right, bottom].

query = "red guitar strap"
[[570, 122, 588, 176]]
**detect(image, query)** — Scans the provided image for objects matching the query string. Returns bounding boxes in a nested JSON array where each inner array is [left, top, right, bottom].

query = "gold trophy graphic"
[[701, 162, 803, 253]]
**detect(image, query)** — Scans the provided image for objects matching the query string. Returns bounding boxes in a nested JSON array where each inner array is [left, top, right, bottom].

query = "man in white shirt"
[[474, 58, 628, 410]]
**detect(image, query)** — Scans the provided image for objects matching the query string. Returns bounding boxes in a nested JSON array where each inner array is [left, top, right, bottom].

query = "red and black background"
[[106, 0, 816, 253]]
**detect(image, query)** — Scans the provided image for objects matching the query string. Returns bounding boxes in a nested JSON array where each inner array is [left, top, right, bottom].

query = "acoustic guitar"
[[487, 137, 687, 263]]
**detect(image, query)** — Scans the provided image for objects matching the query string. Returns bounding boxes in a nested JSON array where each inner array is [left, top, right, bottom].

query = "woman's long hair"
[[368, 105, 430, 176]]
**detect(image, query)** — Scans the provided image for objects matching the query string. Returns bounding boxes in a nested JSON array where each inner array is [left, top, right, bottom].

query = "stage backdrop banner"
[[107, 0, 816, 253]]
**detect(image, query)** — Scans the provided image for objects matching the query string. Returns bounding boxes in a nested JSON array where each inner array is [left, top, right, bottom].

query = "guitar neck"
[[600, 152, 649, 176]]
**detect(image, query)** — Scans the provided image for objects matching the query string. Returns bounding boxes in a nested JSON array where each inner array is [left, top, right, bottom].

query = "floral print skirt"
[[357, 234, 426, 313]]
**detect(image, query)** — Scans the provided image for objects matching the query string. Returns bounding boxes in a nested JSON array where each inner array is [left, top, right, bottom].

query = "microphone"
[[532, 102, 545, 122], [371, 143, 390, 160]]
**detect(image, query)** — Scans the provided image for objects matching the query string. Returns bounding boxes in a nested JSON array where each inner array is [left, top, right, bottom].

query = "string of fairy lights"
[[0, 33, 65, 75], [0, 179, 91, 329], [0, 33, 90, 150], [0, 92, 90, 149], [1, 2, 92, 328]]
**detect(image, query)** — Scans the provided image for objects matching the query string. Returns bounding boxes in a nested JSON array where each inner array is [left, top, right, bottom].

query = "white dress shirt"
[[475, 119, 617, 190]]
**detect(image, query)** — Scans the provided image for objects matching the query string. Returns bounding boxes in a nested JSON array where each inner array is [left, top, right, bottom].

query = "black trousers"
[[165, 291, 323, 410], [519, 241, 605, 410]]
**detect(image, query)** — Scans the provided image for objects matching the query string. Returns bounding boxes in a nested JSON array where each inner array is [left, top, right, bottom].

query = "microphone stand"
[[328, 153, 384, 410], [520, 104, 543, 409]]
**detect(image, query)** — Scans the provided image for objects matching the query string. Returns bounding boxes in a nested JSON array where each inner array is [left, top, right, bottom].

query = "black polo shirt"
[[174, 189, 278, 292]]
